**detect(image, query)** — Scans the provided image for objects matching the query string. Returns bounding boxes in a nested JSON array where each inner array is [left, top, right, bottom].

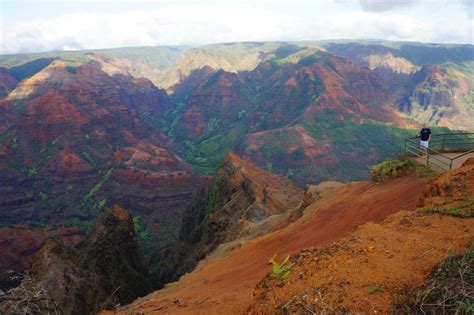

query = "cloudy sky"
[[0, 0, 473, 54]]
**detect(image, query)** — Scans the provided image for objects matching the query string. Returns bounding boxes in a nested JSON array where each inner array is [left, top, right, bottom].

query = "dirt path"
[[109, 176, 429, 314]]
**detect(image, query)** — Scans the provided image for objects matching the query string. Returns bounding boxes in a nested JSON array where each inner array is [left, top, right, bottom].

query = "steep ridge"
[[398, 65, 474, 129], [149, 152, 304, 287], [249, 158, 474, 313], [0, 60, 203, 264], [108, 173, 429, 314], [320, 42, 474, 130], [0, 205, 151, 314]]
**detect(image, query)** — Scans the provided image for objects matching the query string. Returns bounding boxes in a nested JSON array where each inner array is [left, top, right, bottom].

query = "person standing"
[[419, 123, 432, 155]]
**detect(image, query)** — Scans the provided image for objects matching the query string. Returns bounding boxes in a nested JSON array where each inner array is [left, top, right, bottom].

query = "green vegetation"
[[154, 221, 181, 250], [368, 287, 384, 294], [421, 199, 474, 218], [395, 250, 474, 314], [370, 157, 434, 182], [11, 134, 18, 149], [133, 215, 151, 245], [38, 191, 48, 201], [81, 168, 114, 213], [21, 136, 63, 178], [268, 255, 294, 281], [180, 128, 245, 175], [82, 152, 96, 166], [70, 218, 92, 233], [92, 198, 108, 214]]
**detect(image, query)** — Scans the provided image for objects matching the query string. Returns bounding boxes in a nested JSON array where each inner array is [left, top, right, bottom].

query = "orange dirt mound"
[[249, 211, 473, 313]]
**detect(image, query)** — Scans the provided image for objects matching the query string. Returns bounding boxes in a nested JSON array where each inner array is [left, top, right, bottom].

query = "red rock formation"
[[0, 60, 202, 261]]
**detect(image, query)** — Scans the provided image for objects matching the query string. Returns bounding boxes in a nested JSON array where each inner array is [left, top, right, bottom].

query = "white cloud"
[[358, 0, 418, 12], [1, 2, 472, 54]]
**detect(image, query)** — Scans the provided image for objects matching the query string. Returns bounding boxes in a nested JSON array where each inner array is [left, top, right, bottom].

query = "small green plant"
[[268, 255, 294, 281], [27, 166, 38, 177], [11, 134, 18, 149], [368, 287, 384, 294], [38, 192, 48, 201]]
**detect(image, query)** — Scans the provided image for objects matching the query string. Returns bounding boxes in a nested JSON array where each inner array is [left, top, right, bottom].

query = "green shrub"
[[370, 157, 434, 182]]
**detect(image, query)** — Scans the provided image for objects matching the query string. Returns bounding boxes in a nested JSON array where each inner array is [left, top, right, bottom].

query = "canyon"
[[0, 40, 472, 314]]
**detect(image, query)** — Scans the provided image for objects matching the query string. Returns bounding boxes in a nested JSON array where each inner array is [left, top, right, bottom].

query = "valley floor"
[[106, 175, 431, 314]]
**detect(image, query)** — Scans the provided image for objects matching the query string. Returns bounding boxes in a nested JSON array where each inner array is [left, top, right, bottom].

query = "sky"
[[0, 0, 473, 55]]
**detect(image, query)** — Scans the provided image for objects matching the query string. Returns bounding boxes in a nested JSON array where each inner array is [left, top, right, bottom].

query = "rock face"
[[151, 152, 304, 286], [0, 205, 151, 315], [398, 65, 474, 129], [0, 60, 203, 258]]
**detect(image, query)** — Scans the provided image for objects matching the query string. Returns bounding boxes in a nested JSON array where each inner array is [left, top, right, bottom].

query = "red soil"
[[250, 211, 474, 313], [109, 175, 428, 314]]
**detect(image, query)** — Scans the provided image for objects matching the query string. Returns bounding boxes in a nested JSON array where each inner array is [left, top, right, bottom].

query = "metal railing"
[[404, 133, 474, 171]]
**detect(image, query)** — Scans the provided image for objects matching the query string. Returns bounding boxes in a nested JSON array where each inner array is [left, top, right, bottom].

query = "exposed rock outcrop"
[[398, 65, 474, 129], [150, 152, 304, 287], [0, 205, 151, 315]]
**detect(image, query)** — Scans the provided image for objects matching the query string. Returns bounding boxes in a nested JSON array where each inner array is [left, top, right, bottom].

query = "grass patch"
[[421, 199, 474, 218], [368, 287, 385, 294], [394, 250, 474, 314], [370, 157, 435, 182]]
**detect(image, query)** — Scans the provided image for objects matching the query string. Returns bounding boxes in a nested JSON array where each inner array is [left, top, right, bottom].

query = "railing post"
[[441, 134, 446, 152], [426, 150, 430, 166]]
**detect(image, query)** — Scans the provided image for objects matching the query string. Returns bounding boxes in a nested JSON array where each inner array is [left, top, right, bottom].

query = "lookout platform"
[[405, 133, 474, 172]]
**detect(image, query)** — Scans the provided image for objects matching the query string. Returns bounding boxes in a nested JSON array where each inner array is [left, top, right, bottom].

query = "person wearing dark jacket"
[[419, 123, 432, 155]]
